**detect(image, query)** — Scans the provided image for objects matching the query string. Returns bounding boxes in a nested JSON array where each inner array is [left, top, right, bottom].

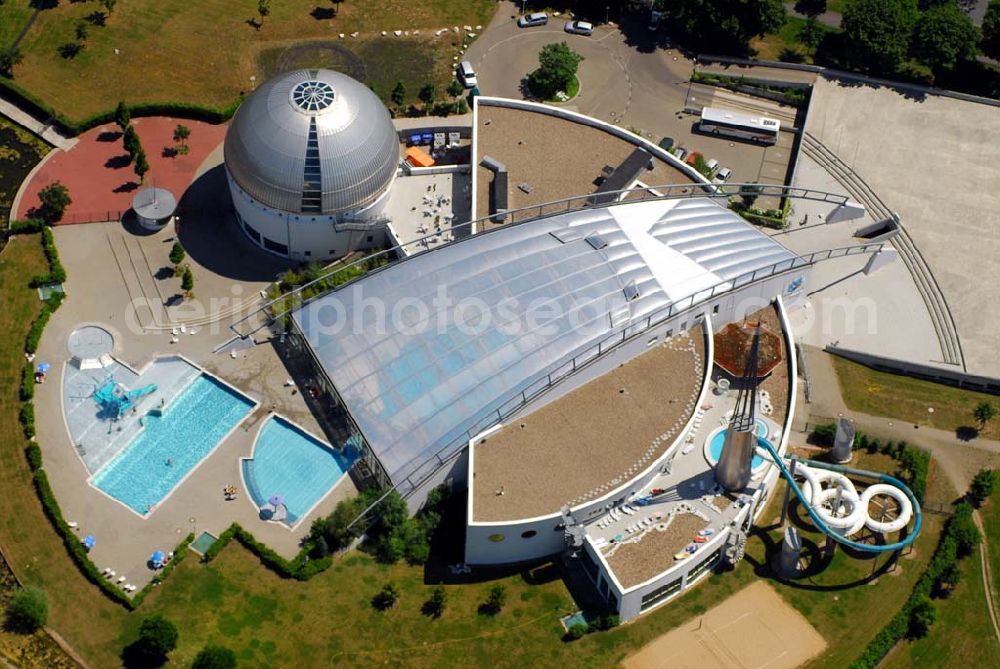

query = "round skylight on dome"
[[291, 80, 336, 112]]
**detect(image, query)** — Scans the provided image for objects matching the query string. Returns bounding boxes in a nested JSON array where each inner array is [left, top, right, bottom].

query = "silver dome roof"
[[224, 69, 400, 215]]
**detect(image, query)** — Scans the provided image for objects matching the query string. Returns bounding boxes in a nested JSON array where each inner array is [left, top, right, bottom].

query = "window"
[[521, 530, 537, 539], [263, 236, 289, 255], [665, 328, 673, 338], [687, 549, 722, 583], [713, 304, 720, 315], [641, 578, 681, 611], [623, 281, 640, 302], [304, 251, 312, 256], [647, 336, 658, 346], [488, 533, 505, 542], [367, 235, 374, 243], [585, 233, 608, 250], [242, 219, 261, 243]]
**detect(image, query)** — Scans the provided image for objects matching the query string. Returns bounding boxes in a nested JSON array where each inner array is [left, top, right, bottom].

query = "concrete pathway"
[[0, 98, 76, 151], [783, 2, 842, 29]]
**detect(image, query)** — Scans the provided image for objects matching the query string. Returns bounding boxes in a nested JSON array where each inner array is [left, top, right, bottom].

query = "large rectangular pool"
[[92, 375, 255, 515]]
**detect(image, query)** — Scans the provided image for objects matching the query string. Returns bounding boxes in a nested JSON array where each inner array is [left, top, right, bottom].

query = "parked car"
[[564, 20, 594, 35], [673, 147, 689, 161], [713, 166, 733, 183], [457, 61, 478, 88], [705, 158, 719, 174], [658, 136, 675, 152], [518, 12, 548, 27]]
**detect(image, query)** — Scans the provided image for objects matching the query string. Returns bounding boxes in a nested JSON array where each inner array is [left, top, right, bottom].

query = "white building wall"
[[226, 169, 392, 261]]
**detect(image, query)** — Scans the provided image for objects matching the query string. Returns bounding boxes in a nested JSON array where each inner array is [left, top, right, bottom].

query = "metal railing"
[[230, 183, 854, 338]]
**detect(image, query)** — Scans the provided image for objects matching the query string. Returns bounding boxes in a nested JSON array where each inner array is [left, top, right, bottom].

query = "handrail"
[[759, 440, 922, 553], [230, 183, 856, 338]]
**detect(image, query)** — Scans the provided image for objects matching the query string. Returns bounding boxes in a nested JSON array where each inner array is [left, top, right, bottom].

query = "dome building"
[[224, 69, 401, 260]]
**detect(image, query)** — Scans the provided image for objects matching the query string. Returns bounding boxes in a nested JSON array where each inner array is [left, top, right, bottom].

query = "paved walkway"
[[0, 97, 76, 151], [783, 2, 842, 28], [16, 117, 227, 223]]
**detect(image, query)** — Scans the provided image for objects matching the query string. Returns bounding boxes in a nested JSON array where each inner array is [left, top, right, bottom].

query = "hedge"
[[20, 361, 34, 402], [848, 505, 978, 668], [0, 77, 241, 137], [30, 228, 66, 287], [202, 523, 332, 581], [7, 219, 46, 235]]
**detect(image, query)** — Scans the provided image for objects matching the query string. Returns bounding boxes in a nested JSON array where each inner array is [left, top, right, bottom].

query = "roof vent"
[[623, 280, 640, 302], [291, 80, 336, 112], [585, 233, 608, 250]]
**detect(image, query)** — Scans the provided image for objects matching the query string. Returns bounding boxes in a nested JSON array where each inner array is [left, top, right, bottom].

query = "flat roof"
[[473, 324, 705, 521], [292, 198, 796, 489], [700, 106, 780, 131]]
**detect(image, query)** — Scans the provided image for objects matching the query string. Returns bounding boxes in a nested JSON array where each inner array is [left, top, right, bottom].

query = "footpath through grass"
[[832, 355, 1000, 440], [1, 0, 495, 124]]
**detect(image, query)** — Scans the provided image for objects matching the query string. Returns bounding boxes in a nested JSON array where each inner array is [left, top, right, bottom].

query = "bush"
[[481, 584, 507, 615], [969, 468, 998, 506], [168, 241, 185, 265], [19, 403, 35, 439], [36, 183, 71, 224], [950, 502, 981, 556], [810, 422, 836, 446], [371, 582, 399, 611], [527, 42, 584, 99], [907, 594, 936, 638], [180, 266, 194, 293], [20, 362, 34, 402], [122, 614, 178, 668], [5, 586, 48, 633], [191, 644, 236, 669], [566, 622, 588, 640], [422, 585, 447, 618]]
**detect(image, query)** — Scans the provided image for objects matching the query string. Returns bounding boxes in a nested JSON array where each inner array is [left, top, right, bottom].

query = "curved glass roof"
[[292, 197, 799, 487]]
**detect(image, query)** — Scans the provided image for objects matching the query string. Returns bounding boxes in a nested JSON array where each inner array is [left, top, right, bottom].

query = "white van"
[[457, 61, 478, 88]]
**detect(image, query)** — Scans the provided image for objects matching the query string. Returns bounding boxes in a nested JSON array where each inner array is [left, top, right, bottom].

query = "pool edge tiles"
[[90, 373, 257, 517], [242, 414, 358, 529]]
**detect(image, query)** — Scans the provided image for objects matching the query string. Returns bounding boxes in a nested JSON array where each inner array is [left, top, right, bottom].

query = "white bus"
[[699, 107, 780, 145]]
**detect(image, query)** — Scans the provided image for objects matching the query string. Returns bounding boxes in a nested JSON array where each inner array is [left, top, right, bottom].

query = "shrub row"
[[201, 524, 332, 581], [848, 503, 981, 668], [30, 228, 67, 286], [7, 219, 46, 235], [0, 77, 241, 137], [690, 71, 810, 107]]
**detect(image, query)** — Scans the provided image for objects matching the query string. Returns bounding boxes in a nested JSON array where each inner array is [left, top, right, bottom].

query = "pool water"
[[708, 430, 767, 470], [92, 375, 254, 514], [243, 417, 357, 526]]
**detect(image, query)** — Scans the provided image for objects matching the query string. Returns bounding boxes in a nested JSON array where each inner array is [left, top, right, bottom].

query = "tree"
[[257, 0, 270, 27], [936, 560, 961, 594], [984, 0, 1000, 60], [181, 266, 194, 294], [663, 0, 785, 53], [739, 182, 763, 208], [418, 83, 436, 109], [0, 46, 23, 78], [123, 614, 178, 668], [101, 0, 117, 14], [134, 148, 150, 182], [973, 401, 997, 429], [446, 78, 464, 99], [907, 594, 936, 638], [422, 585, 447, 618], [481, 584, 507, 615], [566, 622, 588, 640], [168, 241, 186, 265], [191, 644, 236, 669], [912, 2, 979, 72], [114, 100, 131, 130], [841, 0, 919, 73], [526, 41, 584, 99], [969, 468, 998, 506], [75, 21, 88, 41], [390, 81, 406, 108], [36, 181, 71, 223], [5, 587, 48, 633], [122, 124, 140, 158], [173, 123, 191, 147], [798, 17, 824, 49], [950, 502, 981, 556], [371, 582, 399, 610]]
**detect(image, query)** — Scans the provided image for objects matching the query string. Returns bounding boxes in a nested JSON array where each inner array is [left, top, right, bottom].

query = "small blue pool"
[[92, 375, 255, 514], [707, 427, 769, 471], [242, 416, 357, 527]]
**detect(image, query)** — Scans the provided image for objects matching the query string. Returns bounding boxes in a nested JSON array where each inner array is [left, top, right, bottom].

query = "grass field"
[[984, 501, 1000, 606], [751, 15, 837, 63], [0, 0, 494, 123], [832, 355, 1000, 440]]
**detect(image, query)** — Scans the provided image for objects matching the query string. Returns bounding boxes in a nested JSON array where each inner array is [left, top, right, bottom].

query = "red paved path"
[[17, 117, 228, 223]]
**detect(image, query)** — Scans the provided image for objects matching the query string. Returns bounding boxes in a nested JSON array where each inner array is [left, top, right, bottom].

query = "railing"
[[230, 183, 855, 338]]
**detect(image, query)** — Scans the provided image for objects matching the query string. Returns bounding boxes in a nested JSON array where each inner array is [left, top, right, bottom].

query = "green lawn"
[[881, 538, 1000, 667], [752, 15, 837, 63], [984, 501, 1000, 606], [0, 0, 494, 123], [832, 355, 1000, 440], [0, 0, 33, 48]]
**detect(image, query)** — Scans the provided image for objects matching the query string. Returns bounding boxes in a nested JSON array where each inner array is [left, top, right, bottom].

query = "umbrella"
[[83, 535, 96, 550], [150, 550, 165, 566], [268, 495, 285, 507], [37, 362, 51, 373]]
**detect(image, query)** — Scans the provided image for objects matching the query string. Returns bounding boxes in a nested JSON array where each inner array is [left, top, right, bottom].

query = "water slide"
[[93, 378, 158, 419], [124, 384, 157, 404], [757, 437, 921, 553]]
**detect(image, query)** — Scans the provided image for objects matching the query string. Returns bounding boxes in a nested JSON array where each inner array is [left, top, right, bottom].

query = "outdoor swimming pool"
[[706, 423, 770, 471], [242, 416, 357, 527], [91, 375, 255, 514]]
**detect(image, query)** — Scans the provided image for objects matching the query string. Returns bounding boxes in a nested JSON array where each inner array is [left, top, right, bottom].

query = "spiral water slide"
[[757, 438, 921, 553]]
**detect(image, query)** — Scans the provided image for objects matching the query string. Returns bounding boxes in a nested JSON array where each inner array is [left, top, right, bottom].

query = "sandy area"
[[474, 105, 692, 224], [623, 581, 826, 669], [473, 326, 705, 521], [605, 513, 708, 589]]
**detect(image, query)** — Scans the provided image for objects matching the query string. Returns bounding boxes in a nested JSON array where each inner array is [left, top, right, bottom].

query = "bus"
[[699, 107, 780, 145]]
